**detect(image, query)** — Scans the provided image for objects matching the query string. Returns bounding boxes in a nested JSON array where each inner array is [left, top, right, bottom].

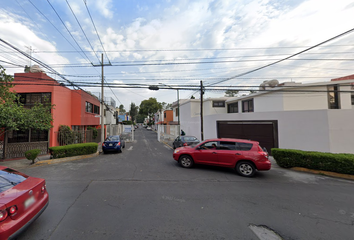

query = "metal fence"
[[55, 129, 102, 146]]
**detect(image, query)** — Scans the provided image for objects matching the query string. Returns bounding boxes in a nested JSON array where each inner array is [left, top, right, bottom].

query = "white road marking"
[[128, 146, 133, 151]]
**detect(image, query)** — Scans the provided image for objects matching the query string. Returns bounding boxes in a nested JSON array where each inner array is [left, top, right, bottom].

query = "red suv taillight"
[[0, 209, 8, 222], [102, 142, 105, 147], [183, 143, 188, 146], [117, 142, 121, 146]]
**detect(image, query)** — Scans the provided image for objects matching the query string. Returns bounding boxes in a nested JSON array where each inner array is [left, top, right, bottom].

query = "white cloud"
[[0, 11, 69, 75], [94, 0, 114, 19]]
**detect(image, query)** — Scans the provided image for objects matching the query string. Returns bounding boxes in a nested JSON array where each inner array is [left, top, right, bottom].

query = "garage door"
[[217, 121, 278, 153]]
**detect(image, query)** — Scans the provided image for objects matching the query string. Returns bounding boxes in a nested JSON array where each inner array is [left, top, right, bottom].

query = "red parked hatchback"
[[0, 166, 49, 240], [173, 138, 271, 177]]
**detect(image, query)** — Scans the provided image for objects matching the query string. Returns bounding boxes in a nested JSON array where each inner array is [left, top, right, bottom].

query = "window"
[[219, 141, 236, 150], [351, 95, 354, 105], [30, 129, 49, 142], [328, 85, 340, 109], [164, 112, 166, 118], [213, 101, 225, 108], [227, 102, 238, 113], [242, 99, 254, 112], [236, 142, 253, 151], [175, 108, 179, 117], [200, 141, 218, 149], [8, 130, 29, 143], [94, 105, 100, 114], [18, 93, 51, 109], [86, 102, 93, 113]]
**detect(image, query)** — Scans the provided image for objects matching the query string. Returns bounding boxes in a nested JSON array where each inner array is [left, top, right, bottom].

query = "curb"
[[291, 167, 354, 181], [161, 141, 173, 149], [31, 152, 99, 167]]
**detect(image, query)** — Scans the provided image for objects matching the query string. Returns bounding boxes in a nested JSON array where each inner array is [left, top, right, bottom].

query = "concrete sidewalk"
[[0, 143, 102, 170]]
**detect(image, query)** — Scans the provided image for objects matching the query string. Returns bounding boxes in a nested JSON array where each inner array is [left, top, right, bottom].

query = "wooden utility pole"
[[200, 80, 204, 141]]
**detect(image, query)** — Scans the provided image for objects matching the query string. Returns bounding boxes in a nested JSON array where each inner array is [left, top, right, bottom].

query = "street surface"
[[17, 127, 354, 240]]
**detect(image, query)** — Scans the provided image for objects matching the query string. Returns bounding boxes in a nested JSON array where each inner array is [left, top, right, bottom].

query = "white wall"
[[327, 109, 354, 153], [254, 92, 284, 112], [203, 100, 228, 115]]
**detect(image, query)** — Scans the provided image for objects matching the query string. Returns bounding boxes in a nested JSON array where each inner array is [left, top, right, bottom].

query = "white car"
[[146, 126, 152, 130]]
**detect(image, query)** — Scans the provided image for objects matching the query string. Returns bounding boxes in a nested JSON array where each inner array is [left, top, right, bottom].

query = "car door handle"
[[212, 152, 217, 154], [235, 153, 241, 155]]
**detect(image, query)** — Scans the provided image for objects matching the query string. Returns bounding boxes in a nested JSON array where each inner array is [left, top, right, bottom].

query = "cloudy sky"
[[0, 0, 354, 109]]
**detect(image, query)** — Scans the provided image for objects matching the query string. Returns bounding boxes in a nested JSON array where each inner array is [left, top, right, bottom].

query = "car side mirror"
[[263, 147, 268, 153]]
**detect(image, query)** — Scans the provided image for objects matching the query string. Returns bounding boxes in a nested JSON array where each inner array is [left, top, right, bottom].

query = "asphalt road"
[[18, 128, 354, 240]]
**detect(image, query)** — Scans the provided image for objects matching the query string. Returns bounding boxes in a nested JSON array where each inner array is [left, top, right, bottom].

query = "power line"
[[27, 0, 89, 64], [65, 0, 101, 63], [83, 0, 111, 64], [45, 0, 93, 64], [209, 26, 354, 86]]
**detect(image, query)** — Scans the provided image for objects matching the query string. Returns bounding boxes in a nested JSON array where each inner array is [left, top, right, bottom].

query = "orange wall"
[[71, 90, 100, 126]]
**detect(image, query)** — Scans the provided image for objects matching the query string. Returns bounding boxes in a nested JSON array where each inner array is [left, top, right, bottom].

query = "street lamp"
[[158, 83, 180, 136]]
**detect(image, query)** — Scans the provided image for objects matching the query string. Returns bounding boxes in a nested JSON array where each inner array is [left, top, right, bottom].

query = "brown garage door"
[[217, 121, 278, 153]]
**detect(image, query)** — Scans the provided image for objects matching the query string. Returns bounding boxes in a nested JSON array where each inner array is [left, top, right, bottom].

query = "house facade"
[[3, 72, 101, 158], [175, 80, 354, 154]]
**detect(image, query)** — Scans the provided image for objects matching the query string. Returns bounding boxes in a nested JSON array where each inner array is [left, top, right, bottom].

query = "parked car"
[[102, 135, 125, 154], [172, 138, 270, 177], [173, 135, 200, 149], [146, 126, 152, 130], [0, 166, 49, 240]]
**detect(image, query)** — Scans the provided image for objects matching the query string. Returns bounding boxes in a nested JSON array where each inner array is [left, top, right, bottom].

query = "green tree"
[[0, 65, 54, 137], [118, 104, 126, 114], [190, 95, 195, 99], [129, 102, 139, 123], [139, 98, 162, 121], [136, 114, 145, 123], [224, 90, 239, 97]]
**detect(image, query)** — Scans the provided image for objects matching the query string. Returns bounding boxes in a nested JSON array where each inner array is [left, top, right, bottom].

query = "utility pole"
[[92, 54, 112, 143], [177, 89, 180, 137], [100, 53, 104, 143], [200, 80, 204, 141]]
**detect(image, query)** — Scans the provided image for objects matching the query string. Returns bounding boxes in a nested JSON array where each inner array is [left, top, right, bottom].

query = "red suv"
[[173, 138, 271, 177]]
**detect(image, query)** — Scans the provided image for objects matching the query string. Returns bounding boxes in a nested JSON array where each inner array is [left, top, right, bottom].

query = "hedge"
[[271, 148, 354, 175], [49, 143, 98, 159]]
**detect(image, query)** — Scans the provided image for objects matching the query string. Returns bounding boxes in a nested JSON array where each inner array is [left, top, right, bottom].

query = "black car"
[[172, 135, 199, 149]]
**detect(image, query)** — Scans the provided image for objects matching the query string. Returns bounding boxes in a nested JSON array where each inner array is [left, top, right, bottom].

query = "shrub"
[[122, 120, 132, 125], [49, 142, 98, 159], [25, 149, 41, 164], [271, 148, 354, 175]]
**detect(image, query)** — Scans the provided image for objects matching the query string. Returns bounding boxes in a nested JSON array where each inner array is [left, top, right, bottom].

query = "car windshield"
[[183, 136, 198, 141], [0, 168, 28, 193], [107, 136, 119, 141]]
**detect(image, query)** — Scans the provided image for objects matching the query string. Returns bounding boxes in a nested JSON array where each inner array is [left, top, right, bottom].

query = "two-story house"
[[3, 71, 101, 159], [174, 79, 354, 154]]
